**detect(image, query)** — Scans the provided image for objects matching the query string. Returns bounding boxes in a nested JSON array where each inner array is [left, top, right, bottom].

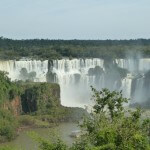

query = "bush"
[[18, 115, 35, 126], [0, 146, 16, 150], [30, 88, 150, 150], [0, 109, 18, 142], [0, 71, 20, 104], [72, 88, 150, 150]]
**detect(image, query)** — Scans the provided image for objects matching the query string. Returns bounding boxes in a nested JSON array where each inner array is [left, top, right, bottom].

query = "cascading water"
[[0, 58, 150, 108], [132, 77, 145, 103], [0, 59, 48, 82], [115, 58, 150, 72], [51, 59, 104, 107], [120, 77, 132, 99]]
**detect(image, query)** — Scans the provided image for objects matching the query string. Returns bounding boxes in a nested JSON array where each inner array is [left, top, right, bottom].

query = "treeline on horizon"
[[0, 37, 150, 60]]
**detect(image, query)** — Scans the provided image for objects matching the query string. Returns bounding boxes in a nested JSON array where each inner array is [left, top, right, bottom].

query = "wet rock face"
[[3, 96, 22, 116], [19, 68, 37, 81], [88, 66, 104, 77], [10, 96, 22, 116], [74, 74, 81, 83], [46, 71, 56, 83]]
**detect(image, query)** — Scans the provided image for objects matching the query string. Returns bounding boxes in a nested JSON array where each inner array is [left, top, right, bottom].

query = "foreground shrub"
[[30, 88, 150, 150], [0, 109, 18, 142], [0, 146, 17, 150], [71, 88, 150, 150]]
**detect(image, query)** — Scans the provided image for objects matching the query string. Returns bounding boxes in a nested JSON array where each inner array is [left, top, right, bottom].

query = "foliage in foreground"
[[0, 109, 18, 142], [1, 88, 150, 149], [30, 88, 150, 150], [0, 71, 85, 144], [0, 146, 17, 150]]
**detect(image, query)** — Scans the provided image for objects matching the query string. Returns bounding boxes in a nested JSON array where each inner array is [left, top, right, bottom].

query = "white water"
[[115, 58, 150, 72], [0, 58, 150, 107], [52, 59, 104, 107], [0, 60, 48, 82]]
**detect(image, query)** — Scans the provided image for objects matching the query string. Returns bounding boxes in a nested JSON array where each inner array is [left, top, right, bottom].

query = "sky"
[[0, 0, 150, 40]]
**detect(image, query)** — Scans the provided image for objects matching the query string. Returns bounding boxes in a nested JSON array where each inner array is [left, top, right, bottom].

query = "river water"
[[1, 122, 79, 150]]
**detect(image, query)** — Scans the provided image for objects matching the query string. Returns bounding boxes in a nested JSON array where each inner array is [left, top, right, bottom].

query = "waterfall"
[[120, 77, 132, 99], [0, 60, 48, 82], [52, 59, 104, 107], [115, 58, 150, 72], [0, 58, 150, 108], [139, 59, 150, 72], [132, 77, 145, 103]]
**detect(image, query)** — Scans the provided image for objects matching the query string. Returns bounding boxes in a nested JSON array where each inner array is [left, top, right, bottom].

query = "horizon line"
[[1, 36, 150, 41]]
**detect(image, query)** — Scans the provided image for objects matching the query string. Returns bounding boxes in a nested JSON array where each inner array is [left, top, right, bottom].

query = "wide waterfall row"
[[0, 60, 48, 82], [0, 58, 150, 107]]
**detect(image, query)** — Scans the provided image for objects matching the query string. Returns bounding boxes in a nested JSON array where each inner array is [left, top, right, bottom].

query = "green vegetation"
[[0, 146, 17, 150], [1, 85, 150, 149], [20, 83, 60, 114], [0, 71, 20, 105], [0, 72, 20, 142], [0, 37, 150, 60], [28, 87, 150, 150], [0, 109, 18, 142], [0, 71, 85, 143], [72, 88, 150, 150]]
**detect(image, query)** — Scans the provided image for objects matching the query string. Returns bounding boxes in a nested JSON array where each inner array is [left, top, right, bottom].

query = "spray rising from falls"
[[0, 58, 150, 108]]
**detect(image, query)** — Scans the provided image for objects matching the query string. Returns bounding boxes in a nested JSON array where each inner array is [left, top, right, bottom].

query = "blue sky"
[[0, 0, 150, 39]]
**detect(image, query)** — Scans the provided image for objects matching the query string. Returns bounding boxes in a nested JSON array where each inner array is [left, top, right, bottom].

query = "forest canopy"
[[0, 37, 150, 60]]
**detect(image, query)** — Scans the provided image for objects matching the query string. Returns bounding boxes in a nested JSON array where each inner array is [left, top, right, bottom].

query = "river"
[[1, 122, 79, 149]]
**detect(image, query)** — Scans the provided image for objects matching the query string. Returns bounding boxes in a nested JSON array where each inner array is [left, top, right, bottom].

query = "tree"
[[72, 88, 150, 150], [0, 109, 18, 142], [31, 87, 150, 150]]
